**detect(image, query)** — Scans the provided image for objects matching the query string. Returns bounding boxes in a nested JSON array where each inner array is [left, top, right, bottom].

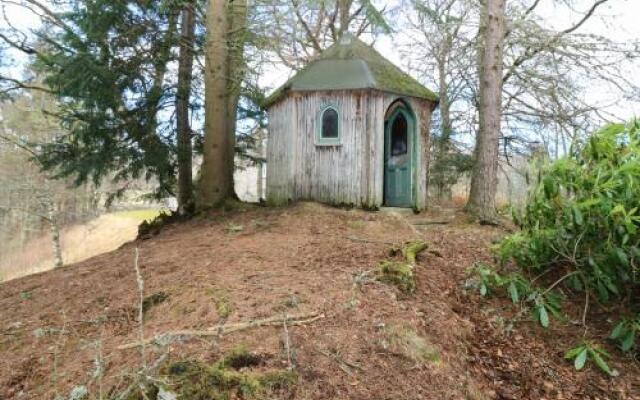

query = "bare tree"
[[402, 0, 634, 211], [253, 0, 392, 71], [500, 0, 635, 158], [404, 0, 477, 201], [0, 94, 95, 269]]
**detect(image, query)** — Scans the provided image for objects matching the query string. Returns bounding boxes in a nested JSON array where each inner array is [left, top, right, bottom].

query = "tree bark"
[[226, 0, 248, 176], [466, 0, 505, 221], [47, 199, 63, 269], [176, 2, 196, 215], [197, 0, 246, 210], [436, 47, 453, 201], [256, 130, 265, 200], [338, 0, 352, 36]]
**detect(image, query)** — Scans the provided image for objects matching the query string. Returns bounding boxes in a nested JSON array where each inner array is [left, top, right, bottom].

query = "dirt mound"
[[0, 203, 637, 399]]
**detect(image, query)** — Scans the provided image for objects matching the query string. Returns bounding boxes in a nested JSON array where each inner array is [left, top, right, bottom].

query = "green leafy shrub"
[[565, 342, 614, 375], [610, 314, 640, 352], [494, 121, 640, 373], [499, 121, 640, 305], [471, 263, 563, 328]]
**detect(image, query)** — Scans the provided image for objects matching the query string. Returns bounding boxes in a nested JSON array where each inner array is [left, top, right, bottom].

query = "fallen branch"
[[114, 352, 168, 400], [118, 312, 324, 350], [282, 313, 293, 370], [411, 220, 451, 226], [344, 235, 395, 245]]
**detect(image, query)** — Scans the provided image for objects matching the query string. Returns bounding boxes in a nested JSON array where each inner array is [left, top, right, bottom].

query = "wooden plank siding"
[[266, 89, 433, 210]]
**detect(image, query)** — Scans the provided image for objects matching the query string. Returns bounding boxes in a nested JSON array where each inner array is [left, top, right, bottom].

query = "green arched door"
[[384, 106, 414, 207]]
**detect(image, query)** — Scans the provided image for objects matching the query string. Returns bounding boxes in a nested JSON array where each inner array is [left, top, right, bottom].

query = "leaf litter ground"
[[0, 202, 638, 399]]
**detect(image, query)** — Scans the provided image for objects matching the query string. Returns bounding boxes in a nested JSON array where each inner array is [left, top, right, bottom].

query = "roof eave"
[[262, 86, 440, 110]]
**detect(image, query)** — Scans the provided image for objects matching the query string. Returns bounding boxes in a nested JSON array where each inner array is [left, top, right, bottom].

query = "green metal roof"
[[263, 34, 438, 108]]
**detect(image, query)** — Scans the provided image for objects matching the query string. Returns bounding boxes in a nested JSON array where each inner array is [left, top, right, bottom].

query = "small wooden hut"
[[263, 34, 438, 210]]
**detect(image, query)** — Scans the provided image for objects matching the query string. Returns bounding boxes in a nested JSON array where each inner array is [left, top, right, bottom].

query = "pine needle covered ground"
[[0, 203, 637, 399]]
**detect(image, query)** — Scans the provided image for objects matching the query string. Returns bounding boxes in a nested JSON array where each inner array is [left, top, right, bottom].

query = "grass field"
[[0, 208, 163, 282], [111, 209, 163, 221]]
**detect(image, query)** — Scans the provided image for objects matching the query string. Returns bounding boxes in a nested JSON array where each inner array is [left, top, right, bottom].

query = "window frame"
[[316, 104, 341, 146], [390, 112, 409, 157]]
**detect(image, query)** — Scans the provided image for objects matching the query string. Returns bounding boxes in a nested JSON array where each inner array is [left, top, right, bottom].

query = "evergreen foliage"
[[33, 0, 187, 199], [429, 137, 473, 199], [497, 120, 640, 354]]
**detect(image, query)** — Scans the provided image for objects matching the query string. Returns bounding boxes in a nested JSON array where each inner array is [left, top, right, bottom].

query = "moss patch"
[[220, 346, 264, 370], [124, 382, 159, 400], [384, 324, 440, 364], [377, 241, 428, 294], [137, 211, 182, 238], [159, 349, 297, 400], [347, 220, 366, 230], [206, 287, 234, 319], [262, 34, 438, 108], [390, 240, 428, 264], [224, 223, 245, 234], [219, 198, 253, 213], [401, 241, 428, 264], [376, 261, 416, 294], [142, 291, 169, 315], [272, 294, 303, 313]]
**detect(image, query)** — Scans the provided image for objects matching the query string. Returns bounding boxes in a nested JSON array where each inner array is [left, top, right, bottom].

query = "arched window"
[[317, 106, 340, 145], [391, 112, 408, 156]]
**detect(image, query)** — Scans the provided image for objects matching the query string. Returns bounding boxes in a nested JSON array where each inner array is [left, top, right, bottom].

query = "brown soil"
[[0, 202, 638, 399]]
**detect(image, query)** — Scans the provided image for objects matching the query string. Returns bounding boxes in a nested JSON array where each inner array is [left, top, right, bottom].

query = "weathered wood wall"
[[266, 89, 433, 210], [411, 97, 435, 210]]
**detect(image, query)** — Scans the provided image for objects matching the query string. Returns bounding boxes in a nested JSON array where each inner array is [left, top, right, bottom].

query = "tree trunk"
[[226, 0, 248, 175], [176, 2, 196, 215], [436, 52, 453, 201], [256, 130, 265, 200], [197, 0, 247, 210], [338, 0, 352, 36], [466, 0, 506, 221], [47, 199, 63, 269], [20, 193, 32, 246]]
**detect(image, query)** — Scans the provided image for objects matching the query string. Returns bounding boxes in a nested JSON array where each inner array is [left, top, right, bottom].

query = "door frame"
[[383, 99, 417, 208]]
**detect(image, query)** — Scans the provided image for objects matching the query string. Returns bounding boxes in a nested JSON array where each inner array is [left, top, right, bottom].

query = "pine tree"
[[33, 0, 186, 202], [176, 0, 197, 215]]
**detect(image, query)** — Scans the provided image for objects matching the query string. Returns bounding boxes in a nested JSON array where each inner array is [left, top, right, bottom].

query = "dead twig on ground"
[[315, 348, 363, 376], [411, 220, 451, 226], [282, 313, 293, 370], [117, 312, 324, 350], [114, 351, 168, 400], [344, 235, 395, 245], [133, 248, 146, 370]]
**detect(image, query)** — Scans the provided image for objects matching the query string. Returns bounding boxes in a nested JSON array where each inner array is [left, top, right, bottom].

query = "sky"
[[260, 0, 640, 120], [3, 0, 640, 118]]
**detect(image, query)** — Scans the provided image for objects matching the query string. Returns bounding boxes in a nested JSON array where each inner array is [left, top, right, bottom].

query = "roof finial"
[[339, 32, 354, 45]]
